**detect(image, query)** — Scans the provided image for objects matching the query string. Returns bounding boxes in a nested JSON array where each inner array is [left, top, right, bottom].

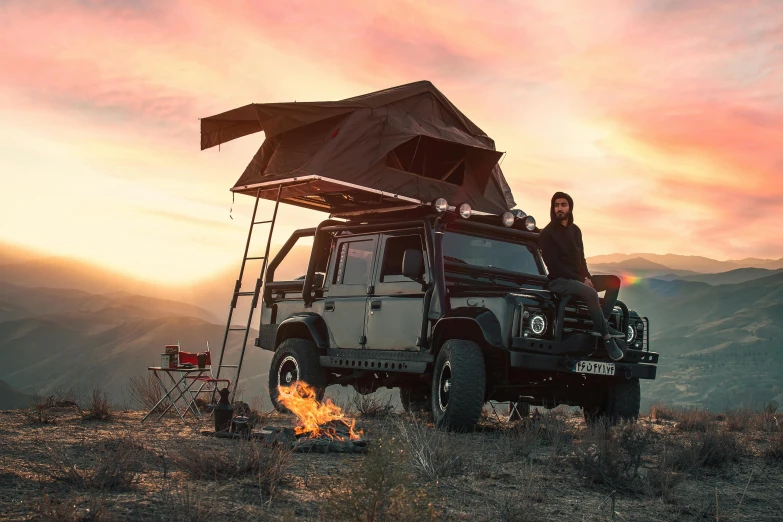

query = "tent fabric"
[[201, 81, 516, 214]]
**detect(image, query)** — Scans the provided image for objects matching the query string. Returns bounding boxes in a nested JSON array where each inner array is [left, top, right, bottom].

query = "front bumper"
[[509, 351, 658, 379]]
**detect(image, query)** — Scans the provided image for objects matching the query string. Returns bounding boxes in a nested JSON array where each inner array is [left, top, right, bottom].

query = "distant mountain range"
[[2, 241, 783, 411]]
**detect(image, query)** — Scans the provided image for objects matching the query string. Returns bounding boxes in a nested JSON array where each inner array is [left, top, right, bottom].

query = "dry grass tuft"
[[31, 490, 112, 522], [127, 374, 165, 413], [42, 431, 146, 490], [175, 441, 291, 501], [24, 394, 58, 425], [670, 429, 743, 471], [352, 393, 395, 418], [650, 403, 679, 422], [485, 465, 546, 521], [320, 438, 438, 522], [764, 432, 783, 462], [571, 420, 658, 492], [674, 408, 715, 432], [396, 419, 467, 480], [81, 387, 112, 422]]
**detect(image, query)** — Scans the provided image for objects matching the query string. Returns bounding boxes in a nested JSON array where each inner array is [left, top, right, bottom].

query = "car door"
[[322, 235, 378, 349], [365, 232, 428, 351]]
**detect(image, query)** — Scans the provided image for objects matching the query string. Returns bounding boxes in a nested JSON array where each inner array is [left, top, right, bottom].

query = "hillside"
[[587, 253, 783, 273], [620, 274, 783, 409], [0, 284, 273, 405]]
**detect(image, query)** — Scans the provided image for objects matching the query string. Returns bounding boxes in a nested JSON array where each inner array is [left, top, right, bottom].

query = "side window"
[[380, 235, 424, 283], [332, 240, 374, 285]]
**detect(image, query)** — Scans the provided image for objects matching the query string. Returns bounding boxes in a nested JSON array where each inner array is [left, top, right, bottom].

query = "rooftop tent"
[[201, 81, 516, 215]]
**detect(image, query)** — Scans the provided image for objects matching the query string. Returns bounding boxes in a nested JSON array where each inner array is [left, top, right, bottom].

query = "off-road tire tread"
[[583, 377, 640, 425], [432, 339, 486, 431], [269, 338, 326, 413]]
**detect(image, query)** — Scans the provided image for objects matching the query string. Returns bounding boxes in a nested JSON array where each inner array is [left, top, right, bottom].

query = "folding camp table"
[[141, 367, 208, 423]]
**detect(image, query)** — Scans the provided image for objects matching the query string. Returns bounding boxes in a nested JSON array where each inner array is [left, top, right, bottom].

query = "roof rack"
[[231, 175, 430, 216]]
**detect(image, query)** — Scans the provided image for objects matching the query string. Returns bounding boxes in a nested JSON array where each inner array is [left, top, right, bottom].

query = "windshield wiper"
[[444, 256, 467, 264]]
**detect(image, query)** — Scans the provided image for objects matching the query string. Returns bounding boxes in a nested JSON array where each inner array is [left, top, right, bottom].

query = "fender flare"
[[431, 306, 504, 354], [275, 313, 329, 351]]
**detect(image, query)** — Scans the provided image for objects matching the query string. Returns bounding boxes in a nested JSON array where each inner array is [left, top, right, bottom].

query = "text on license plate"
[[573, 361, 616, 376]]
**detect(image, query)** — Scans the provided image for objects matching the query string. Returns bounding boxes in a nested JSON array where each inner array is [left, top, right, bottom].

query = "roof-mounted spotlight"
[[522, 215, 536, 231], [433, 198, 448, 212], [458, 203, 472, 218], [501, 211, 515, 227], [511, 209, 527, 219]]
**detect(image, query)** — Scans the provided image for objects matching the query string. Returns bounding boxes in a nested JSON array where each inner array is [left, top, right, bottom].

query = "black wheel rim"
[[437, 361, 452, 412], [277, 355, 299, 395]]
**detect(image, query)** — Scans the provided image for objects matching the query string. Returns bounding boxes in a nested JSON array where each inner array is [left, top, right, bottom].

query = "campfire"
[[277, 382, 362, 441]]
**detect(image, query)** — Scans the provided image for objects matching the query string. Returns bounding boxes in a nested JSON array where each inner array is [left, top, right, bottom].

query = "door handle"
[[325, 301, 335, 312], [370, 300, 382, 311]]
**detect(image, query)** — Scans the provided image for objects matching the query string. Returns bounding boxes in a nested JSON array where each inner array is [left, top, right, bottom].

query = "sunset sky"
[[1, 0, 781, 284]]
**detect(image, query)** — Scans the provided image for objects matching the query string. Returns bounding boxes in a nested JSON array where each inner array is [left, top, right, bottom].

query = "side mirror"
[[402, 249, 424, 282]]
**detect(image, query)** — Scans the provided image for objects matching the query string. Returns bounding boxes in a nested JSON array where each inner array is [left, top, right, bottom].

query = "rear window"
[[443, 232, 541, 276], [333, 240, 374, 285]]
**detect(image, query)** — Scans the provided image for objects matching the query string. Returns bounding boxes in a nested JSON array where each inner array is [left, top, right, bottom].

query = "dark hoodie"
[[539, 192, 591, 281]]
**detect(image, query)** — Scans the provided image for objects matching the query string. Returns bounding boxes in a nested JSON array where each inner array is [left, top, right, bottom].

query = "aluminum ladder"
[[213, 185, 282, 402]]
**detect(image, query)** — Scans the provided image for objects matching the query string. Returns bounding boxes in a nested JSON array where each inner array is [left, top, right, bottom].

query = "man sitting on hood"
[[539, 192, 625, 361]]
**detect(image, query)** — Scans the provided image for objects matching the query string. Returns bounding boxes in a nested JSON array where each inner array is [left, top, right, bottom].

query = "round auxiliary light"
[[511, 209, 527, 219], [433, 197, 449, 212], [458, 203, 472, 218], [523, 215, 537, 231], [501, 211, 515, 227], [636, 322, 644, 331], [626, 325, 636, 343], [530, 315, 547, 335]]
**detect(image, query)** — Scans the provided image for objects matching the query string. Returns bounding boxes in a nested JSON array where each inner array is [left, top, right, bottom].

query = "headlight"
[[458, 203, 472, 218], [523, 216, 536, 231], [626, 325, 636, 343], [501, 211, 515, 227], [433, 198, 448, 212], [530, 314, 547, 335]]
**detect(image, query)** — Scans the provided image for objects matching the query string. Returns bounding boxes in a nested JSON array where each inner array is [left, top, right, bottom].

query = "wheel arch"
[[431, 307, 504, 358], [274, 312, 329, 352]]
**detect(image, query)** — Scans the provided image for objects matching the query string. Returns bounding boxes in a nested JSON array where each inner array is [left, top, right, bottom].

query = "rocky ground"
[[1, 399, 782, 521]]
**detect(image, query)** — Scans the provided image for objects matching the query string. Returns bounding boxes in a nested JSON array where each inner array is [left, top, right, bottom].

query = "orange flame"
[[277, 382, 362, 441]]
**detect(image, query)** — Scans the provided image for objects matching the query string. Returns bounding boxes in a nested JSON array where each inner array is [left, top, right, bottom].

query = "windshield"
[[442, 232, 543, 276]]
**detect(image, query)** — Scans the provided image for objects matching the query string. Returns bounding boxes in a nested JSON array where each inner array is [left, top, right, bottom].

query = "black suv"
[[257, 204, 658, 430]]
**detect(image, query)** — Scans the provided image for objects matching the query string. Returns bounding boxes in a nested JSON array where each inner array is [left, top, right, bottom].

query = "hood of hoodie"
[[550, 191, 574, 225]]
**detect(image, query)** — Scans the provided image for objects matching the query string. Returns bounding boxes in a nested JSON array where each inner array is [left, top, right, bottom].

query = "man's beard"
[[555, 210, 570, 220]]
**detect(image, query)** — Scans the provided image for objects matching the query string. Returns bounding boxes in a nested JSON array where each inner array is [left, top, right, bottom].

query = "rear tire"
[[431, 339, 486, 431], [400, 388, 430, 414], [583, 377, 640, 425], [269, 338, 326, 413]]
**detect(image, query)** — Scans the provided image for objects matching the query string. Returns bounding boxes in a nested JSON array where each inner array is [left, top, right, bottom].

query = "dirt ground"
[[1, 404, 781, 521]]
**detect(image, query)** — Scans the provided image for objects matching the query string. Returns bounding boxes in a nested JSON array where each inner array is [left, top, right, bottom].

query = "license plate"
[[573, 360, 616, 376]]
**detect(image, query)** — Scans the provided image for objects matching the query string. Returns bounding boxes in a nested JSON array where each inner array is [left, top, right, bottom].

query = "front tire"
[[269, 338, 326, 413], [431, 339, 486, 431], [583, 377, 640, 425]]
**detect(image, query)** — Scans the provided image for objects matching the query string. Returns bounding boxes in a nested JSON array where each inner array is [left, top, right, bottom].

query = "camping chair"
[[182, 342, 231, 406]]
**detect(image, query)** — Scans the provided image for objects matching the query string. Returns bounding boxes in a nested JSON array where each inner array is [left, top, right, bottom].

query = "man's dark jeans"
[[548, 275, 621, 337]]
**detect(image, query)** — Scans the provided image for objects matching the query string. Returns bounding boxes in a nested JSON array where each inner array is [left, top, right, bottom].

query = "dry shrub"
[[397, 419, 467, 480], [43, 431, 145, 490], [670, 429, 742, 471], [761, 400, 780, 432], [571, 421, 657, 491], [175, 441, 291, 501], [31, 490, 112, 521], [320, 438, 438, 522], [724, 409, 755, 432], [674, 408, 715, 432], [24, 393, 57, 425], [353, 393, 395, 418], [128, 374, 164, 413], [764, 432, 783, 462], [502, 422, 541, 461], [650, 403, 678, 422], [485, 465, 545, 521], [535, 407, 574, 455], [81, 387, 111, 421], [157, 484, 215, 522]]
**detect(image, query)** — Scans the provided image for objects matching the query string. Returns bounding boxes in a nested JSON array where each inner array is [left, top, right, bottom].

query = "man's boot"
[[604, 337, 624, 361]]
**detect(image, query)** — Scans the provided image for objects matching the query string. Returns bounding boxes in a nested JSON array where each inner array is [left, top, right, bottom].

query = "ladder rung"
[[228, 327, 247, 331], [235, 291, 256, 297], [245, 256, 265, 261], [220, 364, 239, 368], [253, 220, 273, 225]]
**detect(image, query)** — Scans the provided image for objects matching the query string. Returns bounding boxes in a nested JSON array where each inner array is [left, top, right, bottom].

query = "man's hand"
[[584, 278, 594, 289]]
